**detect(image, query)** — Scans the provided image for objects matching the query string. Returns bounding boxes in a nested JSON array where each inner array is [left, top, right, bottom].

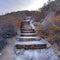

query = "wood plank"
[[16, 36, 40, 39], [15, 44, 47, 49]]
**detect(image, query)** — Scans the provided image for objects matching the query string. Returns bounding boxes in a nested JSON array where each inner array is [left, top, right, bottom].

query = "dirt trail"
[[0, 36, 16, 60]]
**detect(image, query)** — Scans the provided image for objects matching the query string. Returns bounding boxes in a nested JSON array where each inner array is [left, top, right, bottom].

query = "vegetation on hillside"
[[0, 0, 60, 51]]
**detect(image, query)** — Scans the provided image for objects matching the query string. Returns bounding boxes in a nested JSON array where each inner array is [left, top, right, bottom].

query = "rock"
[[0, 36, 6, 52]]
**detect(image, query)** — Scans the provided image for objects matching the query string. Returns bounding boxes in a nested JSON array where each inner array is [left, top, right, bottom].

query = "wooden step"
[[22, 22, 30, 25], [21, 29, 35, 32], [21, 33, 36, 35], [20, 28, 34, 31], [21, 28, 34, 31], [16, 36, 40, 39], [16, 36, 41, 41], [21, 28, 33, 30], [16, 36, 40, 41], [16, 38, 40, 41], [15, 41, 47, 49], [15, 44, 47, 49], [20, 33, 36, 36], [22, 25, 32, 27], [20, 35, 36, 36], [21, 31, 35, 33]]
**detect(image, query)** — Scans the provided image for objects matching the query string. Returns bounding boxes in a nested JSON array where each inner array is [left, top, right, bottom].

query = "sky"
[[0, 0, 49, 15]]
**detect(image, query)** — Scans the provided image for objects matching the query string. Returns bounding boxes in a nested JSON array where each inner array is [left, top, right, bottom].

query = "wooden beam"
[[15, 44, 47, 49]]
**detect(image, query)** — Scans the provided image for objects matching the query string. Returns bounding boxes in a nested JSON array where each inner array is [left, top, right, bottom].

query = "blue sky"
[[0, 0, 49, 15]]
